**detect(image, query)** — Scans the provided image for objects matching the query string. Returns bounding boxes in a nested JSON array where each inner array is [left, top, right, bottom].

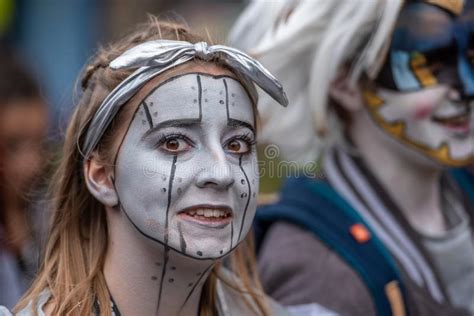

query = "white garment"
[[288, 303, 340, 316]]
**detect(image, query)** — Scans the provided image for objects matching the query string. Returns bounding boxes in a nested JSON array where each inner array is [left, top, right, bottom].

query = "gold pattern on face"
[[410, 53, 438, 88], [425, 0, 465, 15], [363, 90, 474, 167]]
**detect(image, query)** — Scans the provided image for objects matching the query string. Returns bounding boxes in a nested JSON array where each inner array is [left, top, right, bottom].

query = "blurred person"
[[230, 0, 474, 315], [0, 48, 48, 309], [0, 18, 290, 315]]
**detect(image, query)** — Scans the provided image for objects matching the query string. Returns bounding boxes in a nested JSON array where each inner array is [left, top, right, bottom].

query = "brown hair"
[[14, 17, 269, 316]]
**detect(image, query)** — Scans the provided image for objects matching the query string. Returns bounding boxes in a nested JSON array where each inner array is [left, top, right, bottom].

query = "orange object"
[[350, 223, 371, 243]]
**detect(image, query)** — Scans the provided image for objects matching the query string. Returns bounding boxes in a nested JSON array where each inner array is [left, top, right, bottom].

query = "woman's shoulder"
[[0, 306, 13, 316], [2, 290, 50, 316]]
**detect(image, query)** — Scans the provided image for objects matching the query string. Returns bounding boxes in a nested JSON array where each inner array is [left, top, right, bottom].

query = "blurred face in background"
[[365, 0, 474, 167], [0, 98, 48, 195]]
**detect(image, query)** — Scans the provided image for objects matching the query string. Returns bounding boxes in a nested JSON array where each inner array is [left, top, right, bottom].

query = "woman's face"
[[365, 1, 474, 166], [112, 68, 258, 259]]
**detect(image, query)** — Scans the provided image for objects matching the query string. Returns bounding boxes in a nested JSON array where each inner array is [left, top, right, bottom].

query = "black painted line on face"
[[156, 154, 177, 314], [178, 221, 187, 253], [156, 246, 170, 314], [237, 155, 252, 242], [230, 220, 234, 251], [164, 155, 178, 244], [224, 78, 230, 121], [197, 74, 203, 121], [179, 263, 214, 312], [224, 78, 235, 251], [142, 101, 154, 129], [224, 78, 256, 133]]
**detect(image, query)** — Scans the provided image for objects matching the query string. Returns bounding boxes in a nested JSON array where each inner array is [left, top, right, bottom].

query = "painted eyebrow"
[[141, 118, 256, 141], [227, 119, 256, 135], [141, 119, 201, 140]]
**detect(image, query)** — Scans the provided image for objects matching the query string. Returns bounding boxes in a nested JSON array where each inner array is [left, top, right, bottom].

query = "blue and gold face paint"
[[376, 0, 474, 98], [363, 0, 474, 167]]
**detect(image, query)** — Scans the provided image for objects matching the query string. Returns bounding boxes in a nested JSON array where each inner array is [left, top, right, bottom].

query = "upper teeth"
[[187, 209, 229, 218]]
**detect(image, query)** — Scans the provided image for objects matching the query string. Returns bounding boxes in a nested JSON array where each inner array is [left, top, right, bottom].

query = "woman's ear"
[[329, 71, 364, 112], [84, 155, 118, 207]]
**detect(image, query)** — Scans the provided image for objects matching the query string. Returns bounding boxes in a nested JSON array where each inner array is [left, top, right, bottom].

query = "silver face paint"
[[114, 73, 258, 259]]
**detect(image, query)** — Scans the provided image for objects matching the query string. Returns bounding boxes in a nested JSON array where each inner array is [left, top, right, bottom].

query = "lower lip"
[[435, 121, 471, 134], [177, 213, 232, 229]]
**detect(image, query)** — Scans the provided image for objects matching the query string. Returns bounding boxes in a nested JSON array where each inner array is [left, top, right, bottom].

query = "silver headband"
[[82, 40, 288, 159]]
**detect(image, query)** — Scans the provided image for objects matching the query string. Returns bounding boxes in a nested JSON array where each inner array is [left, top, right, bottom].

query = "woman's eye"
[[225, 139, 252, 154], [159, 137, 192, 153]]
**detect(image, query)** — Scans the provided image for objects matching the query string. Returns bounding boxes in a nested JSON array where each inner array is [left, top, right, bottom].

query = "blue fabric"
[[451, 169, 474, 204], [256, 176, 408, 316]]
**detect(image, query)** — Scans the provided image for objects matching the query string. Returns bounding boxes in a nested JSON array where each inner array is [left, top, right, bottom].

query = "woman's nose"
[[195, 150, 234, 190]]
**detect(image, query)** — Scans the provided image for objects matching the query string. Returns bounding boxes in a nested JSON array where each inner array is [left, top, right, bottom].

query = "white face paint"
[[114, 73, 258, 259], [364, 86, 474, 166]]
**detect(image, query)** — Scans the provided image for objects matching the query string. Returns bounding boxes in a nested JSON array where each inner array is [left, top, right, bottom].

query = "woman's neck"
[[104, 209, 215, 316], [349, 110, 446, 235]]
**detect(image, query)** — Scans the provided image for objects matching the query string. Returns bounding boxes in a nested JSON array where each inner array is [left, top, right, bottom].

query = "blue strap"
[[256, 177, 408, 316], [450, 169, 474, 205]]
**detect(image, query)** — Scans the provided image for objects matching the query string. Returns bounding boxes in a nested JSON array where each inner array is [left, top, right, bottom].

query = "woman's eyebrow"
[[227, 119, 255, 134], [141, 118, 200, 140]]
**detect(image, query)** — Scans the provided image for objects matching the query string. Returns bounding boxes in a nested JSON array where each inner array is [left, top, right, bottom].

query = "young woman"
[[0, 19, 289, 315], [230, 0, 474, 315]]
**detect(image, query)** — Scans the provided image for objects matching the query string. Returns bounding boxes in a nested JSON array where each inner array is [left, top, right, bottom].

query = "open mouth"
[[431, 109, 471, 134], [177, 205, 232, 228]]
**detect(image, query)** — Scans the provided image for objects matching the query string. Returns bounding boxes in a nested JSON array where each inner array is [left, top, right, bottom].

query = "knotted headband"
[[82, 40, 288, 159]]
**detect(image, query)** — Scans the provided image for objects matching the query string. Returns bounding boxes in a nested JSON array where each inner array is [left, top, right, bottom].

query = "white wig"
[[228, 0, 403, 164]]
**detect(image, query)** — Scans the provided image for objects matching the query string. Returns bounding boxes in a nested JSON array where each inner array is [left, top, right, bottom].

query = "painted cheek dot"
[[193, 99, 197, 103], [153, 112, 158, 117], [220, 250, 223, 255], [161, 188, 167, 193], [241, 193, 248, 198], [188, 283, 193, 287], [168, 278, 174, 283], [197, 251, 203, 256], [219, 100, 224, 104], [414, 104, 435, 120], [171, 266, 176, 271], [151, 276, 158, 281], [241, 179, 246, 185]]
